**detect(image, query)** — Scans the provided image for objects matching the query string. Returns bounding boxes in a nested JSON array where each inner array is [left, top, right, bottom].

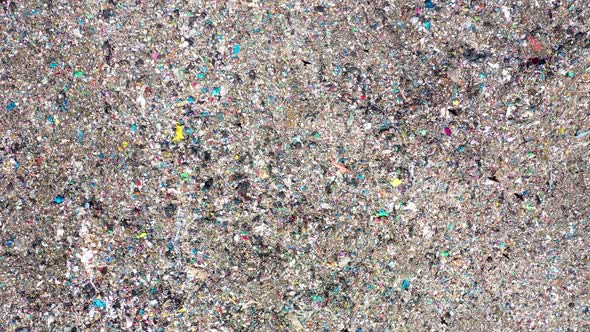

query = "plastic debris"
[[1, 1, 588, 331]]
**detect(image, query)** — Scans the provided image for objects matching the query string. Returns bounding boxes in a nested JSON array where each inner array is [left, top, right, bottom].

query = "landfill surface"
[[1, 0, 590, 331]]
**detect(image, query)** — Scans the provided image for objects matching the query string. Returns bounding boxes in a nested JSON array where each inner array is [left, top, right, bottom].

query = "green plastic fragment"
[[376, 209, 389, 218]]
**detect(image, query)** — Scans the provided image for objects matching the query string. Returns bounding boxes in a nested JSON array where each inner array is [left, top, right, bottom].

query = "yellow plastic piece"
[[173, 123, 185, 142], [390, 178, 403, 187]]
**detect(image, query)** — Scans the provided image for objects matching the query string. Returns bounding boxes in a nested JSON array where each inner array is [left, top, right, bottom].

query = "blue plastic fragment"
[[402, 279, 411, 290], [93, 299, 106, 309]]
